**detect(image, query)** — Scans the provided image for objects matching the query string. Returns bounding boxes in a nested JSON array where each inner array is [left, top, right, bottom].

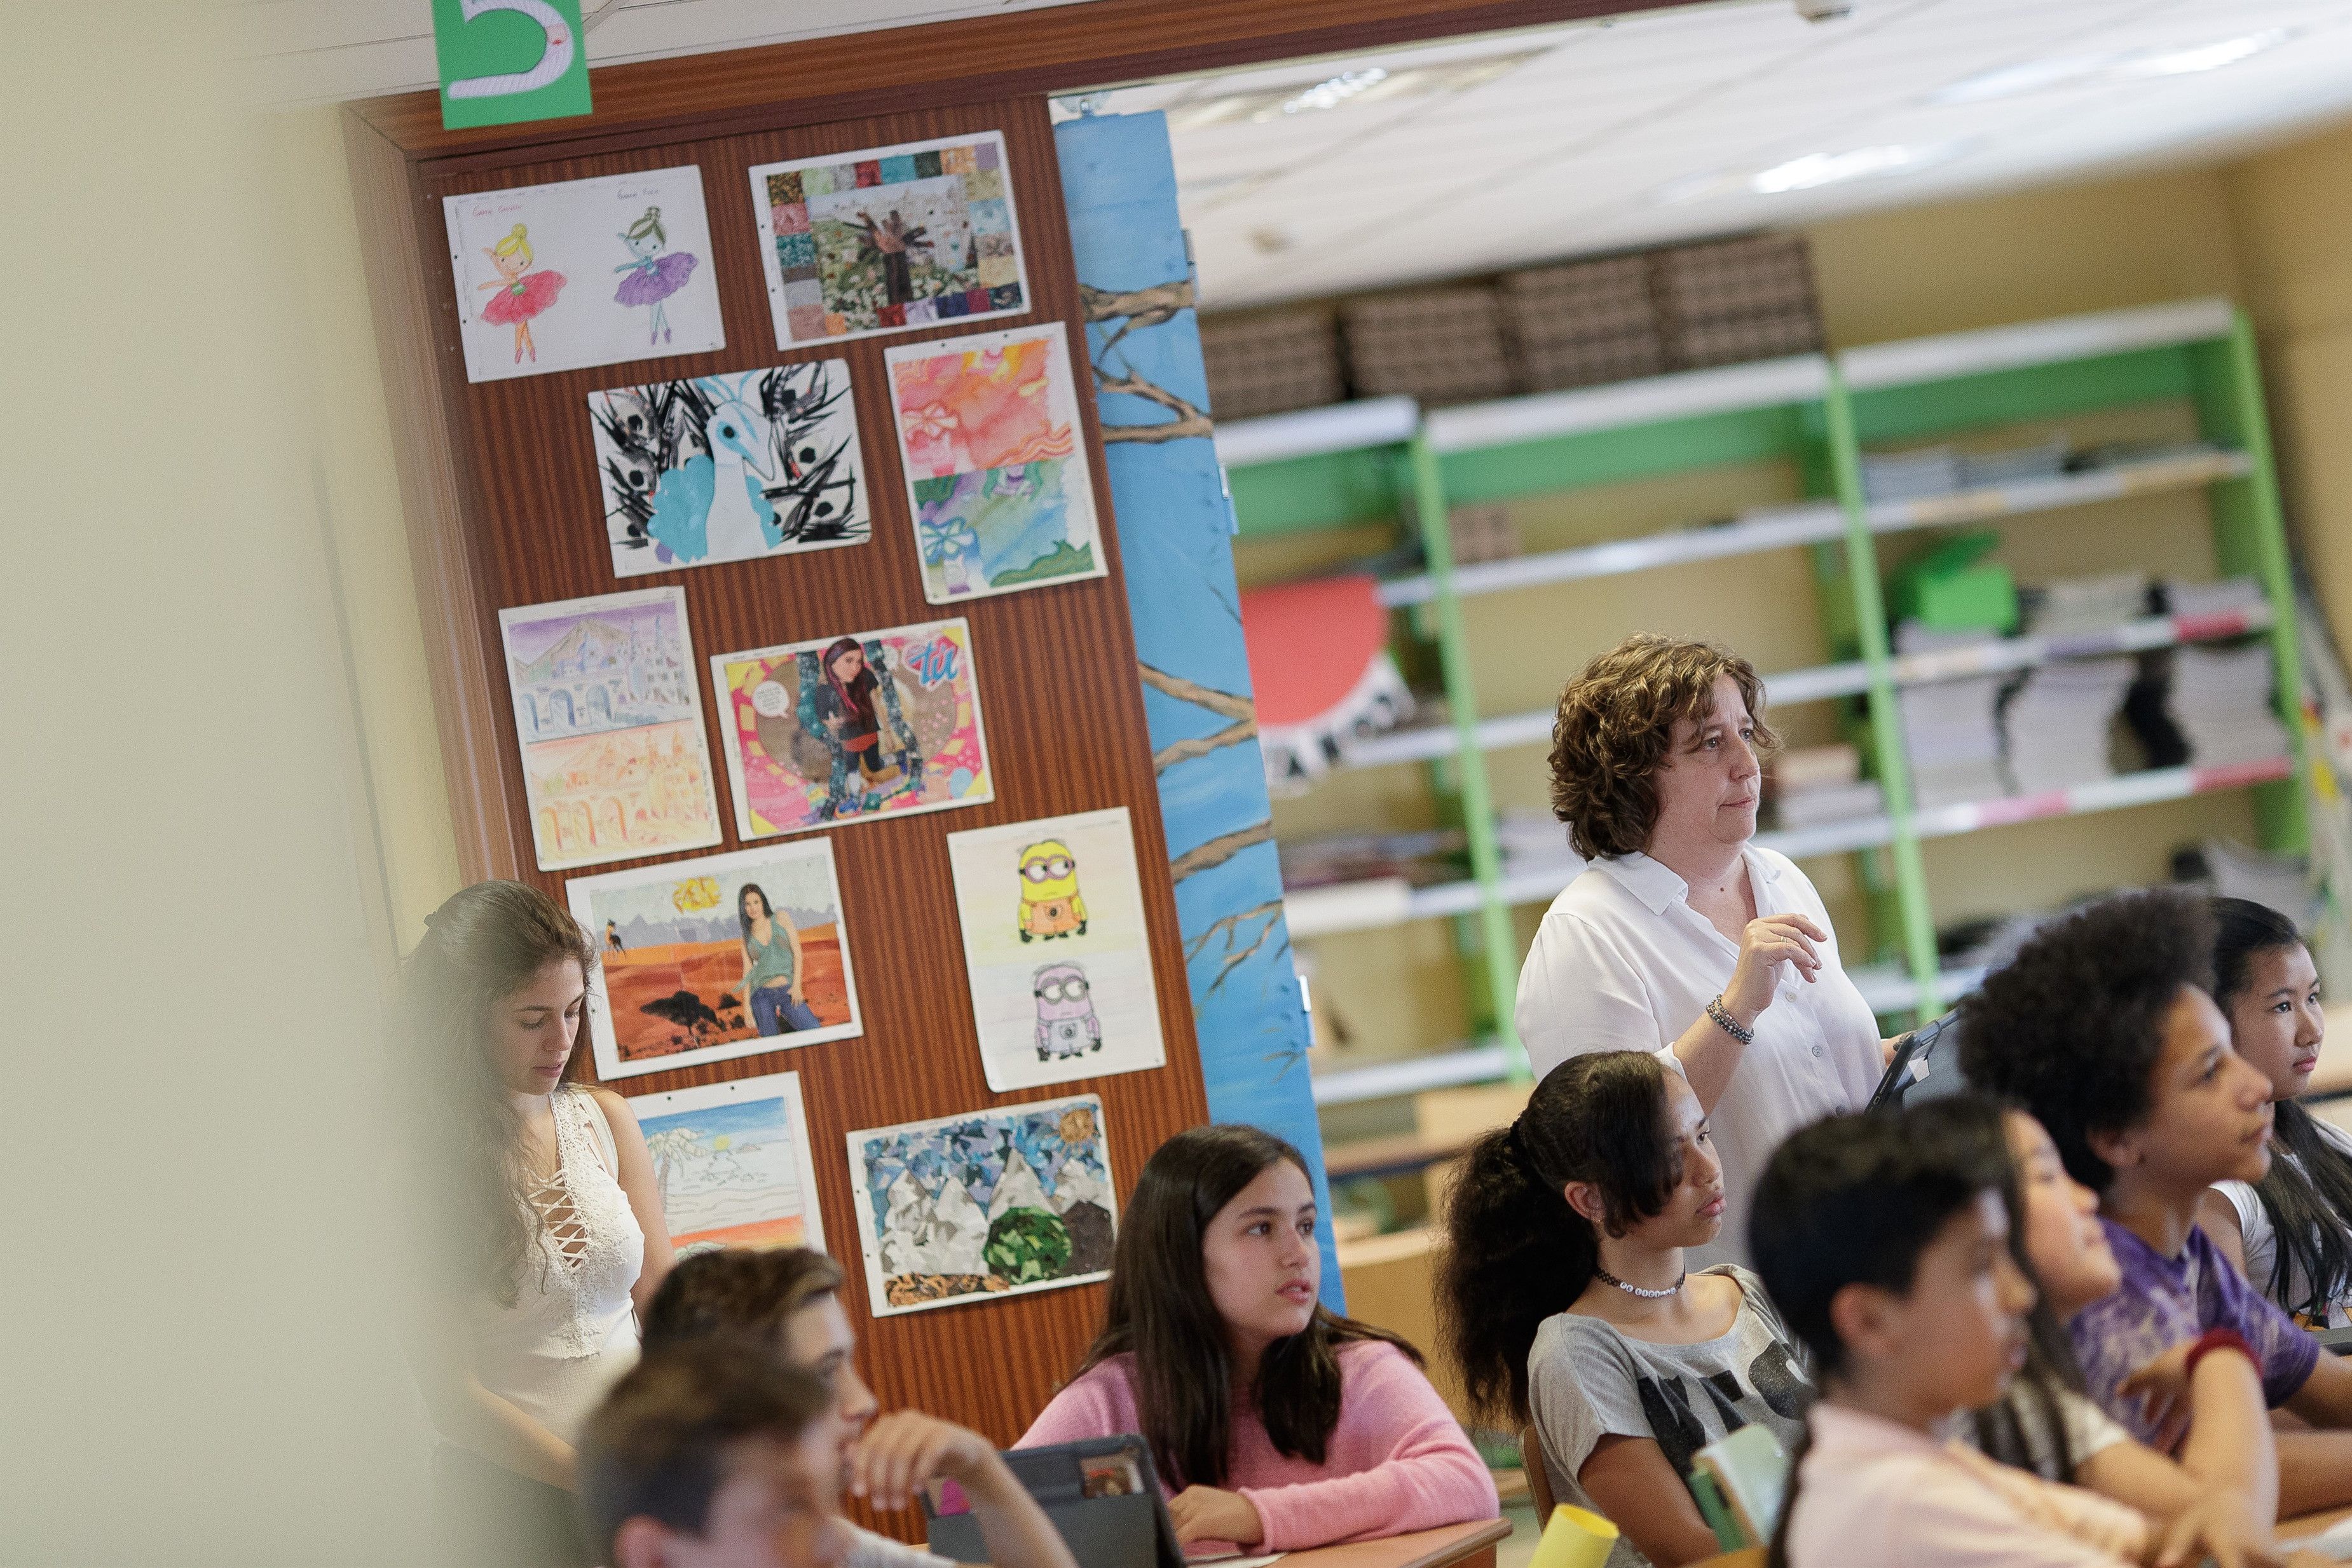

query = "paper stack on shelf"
[[2002, 657, 2136, 792], [2160, 575, 2266, 619], [2168, 642, 2290, 766], [1498, 810, 1587, 876], [1861, 445, 1962, 503], [1279, 828, 1464, 890], [1959, 439, 2068, 489], [2023, 571, 2149, 637], [1768, 743, 1885, 829], [1895, 623, 2008, 808]]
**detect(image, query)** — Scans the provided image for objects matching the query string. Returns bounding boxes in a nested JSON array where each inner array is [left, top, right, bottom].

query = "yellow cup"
[[1528, 1504, 1621, 1568]]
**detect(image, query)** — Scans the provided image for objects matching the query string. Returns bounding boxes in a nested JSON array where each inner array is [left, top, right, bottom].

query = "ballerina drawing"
[[614, 207, 699, 346], [479, 223, 566, 364]]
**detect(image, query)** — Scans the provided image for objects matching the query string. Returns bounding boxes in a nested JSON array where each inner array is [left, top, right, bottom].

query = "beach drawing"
[[886, 324, 1105, 602], [632, 1072, 827, 1258], [587, 362, 868, 576], [564, 839, 862, 1079], [748, 130, 1030, 349], [946, 807, 1166, 1093], [446, 165, 723, 383], [711, 618, 992, 840], [845, 1096, 1114, 1316], [498, 585, 722, 871]]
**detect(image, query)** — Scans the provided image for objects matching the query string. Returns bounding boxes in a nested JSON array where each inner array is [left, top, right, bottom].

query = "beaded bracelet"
[[1705, 995, 1754, 1046]]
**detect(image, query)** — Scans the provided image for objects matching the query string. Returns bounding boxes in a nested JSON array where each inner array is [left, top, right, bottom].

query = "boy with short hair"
[[641, 1249, 1074, 1568], [1959, 889, 2352, 1507]]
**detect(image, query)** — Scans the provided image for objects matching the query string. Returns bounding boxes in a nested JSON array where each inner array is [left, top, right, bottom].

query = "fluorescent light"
[[1282, 68, 1388, 115], [2117, 28, 2294, 78], [1749, 140, 1967, 193], [1163, 53, 1538, 130]]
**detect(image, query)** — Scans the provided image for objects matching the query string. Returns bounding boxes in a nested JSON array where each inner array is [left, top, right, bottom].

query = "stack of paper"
[[1861, 446, 1962, 503], [1896, 623, 2007, 808], [2168, 643, 2290, 767], [1768, 744, 1885, 829], [2003, 657, 2137, 792], [1959, 439, 2068, 488], [1498, 810, 1584, 875], [2161, 575, 2266, 619], [2025, 571, 2149, 637]]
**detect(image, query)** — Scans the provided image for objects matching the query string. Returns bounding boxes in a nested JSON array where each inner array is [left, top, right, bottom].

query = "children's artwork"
[[846, 1095, 1114, 1316], [446, 165, 725, 383], [564, 840, 863, 1079], [587, 363, 868, 576], [632, 1072, 827, 1258], [945, 807, 1166, 1093], [498, 586, 723, 871], [885, 324, 1106, 602], [711, 618, 992, 840], [748, 131, 1030, 349]]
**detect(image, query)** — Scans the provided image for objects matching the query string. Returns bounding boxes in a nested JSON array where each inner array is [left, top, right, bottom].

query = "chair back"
[[1520, 1423, 1556, 1525]]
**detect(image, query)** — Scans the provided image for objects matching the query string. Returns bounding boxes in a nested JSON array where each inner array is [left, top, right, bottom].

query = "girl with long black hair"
[[1016, 1125, 1496, 1554], [2196, 896, 2352, 1328], [1436, 1051, 1808, 1568]]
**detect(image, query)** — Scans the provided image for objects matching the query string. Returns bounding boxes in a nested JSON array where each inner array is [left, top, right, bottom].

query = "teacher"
[[1515, 634, 1887, 1269]]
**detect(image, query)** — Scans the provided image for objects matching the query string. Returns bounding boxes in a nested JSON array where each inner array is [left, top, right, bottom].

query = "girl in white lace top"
[[402, 881, 674, 1567]]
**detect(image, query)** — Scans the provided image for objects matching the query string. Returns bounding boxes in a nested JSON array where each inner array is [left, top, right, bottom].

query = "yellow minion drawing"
[[1016, 838, 1087, 941]]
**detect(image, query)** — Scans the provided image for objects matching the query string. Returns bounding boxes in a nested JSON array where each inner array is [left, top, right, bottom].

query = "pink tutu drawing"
[[478, 222, 566, 364], [614, 207, 699, 346]]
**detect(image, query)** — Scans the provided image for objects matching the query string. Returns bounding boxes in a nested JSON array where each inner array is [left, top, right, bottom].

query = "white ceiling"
[[241, 0, 2351, 311], [1061, 0, 2352, 308]]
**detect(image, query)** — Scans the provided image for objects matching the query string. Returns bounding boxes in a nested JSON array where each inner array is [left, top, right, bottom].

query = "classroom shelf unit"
[[1220, 296, 2310, 1107]]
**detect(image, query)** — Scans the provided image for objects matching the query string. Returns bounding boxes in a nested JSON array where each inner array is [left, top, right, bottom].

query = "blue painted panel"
[[1056, 111, 1341, 1307]]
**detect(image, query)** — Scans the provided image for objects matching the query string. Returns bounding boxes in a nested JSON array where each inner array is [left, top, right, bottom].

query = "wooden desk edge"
[[2281, 1501, 2351, 1540], [1276, 1516, 1515, 1568]]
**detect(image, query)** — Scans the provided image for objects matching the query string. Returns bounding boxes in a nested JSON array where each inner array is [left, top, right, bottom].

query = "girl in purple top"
[[1958, 889, 2352, 1514]]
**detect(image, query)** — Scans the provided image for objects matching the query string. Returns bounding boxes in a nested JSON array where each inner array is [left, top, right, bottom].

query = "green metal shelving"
[[1221, 297, 2311, 1105]]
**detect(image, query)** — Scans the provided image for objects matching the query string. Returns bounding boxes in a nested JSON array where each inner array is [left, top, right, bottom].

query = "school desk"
[[1274, 1518, 1515, 1568]]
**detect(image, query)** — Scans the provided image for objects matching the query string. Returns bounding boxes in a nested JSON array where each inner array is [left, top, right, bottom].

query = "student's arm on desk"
[[2274, 1433, 2352, 1517], [1576, 1436, 1725, 1566], [2283, 1347, 2352, 1428]]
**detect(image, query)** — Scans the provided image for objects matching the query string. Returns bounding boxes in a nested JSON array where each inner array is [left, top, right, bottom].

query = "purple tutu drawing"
[[614, 206, 698, 346]]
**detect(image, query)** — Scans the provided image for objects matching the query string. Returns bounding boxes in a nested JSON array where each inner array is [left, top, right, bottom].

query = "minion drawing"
[[1032, 960, 1102, 1060], [1016, 838, 1087, 941]]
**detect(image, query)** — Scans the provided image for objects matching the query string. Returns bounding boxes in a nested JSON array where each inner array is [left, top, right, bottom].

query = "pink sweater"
[[1015, 1340, 1499, 1552]]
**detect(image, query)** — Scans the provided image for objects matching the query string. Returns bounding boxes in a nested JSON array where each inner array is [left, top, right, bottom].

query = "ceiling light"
[[2117, 28, 2294, 78], [1749, 141, 1964, 193], [1282, 68, 1388, 114], [1163, 53, 1538, 131]]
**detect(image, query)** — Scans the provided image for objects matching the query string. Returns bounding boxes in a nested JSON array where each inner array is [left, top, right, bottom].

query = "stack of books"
[[1767, 744, 1885, 829], [2025, 571, 2149, 638], [2004, 657, 2137, 792], [1896, 624, 2007, 808], [2161, 575, 2267, 620], [2167, 643, 2290, 766]]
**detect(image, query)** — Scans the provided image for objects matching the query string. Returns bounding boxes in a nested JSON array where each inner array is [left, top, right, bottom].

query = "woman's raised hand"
[[1722, 913, 1827, 1026]]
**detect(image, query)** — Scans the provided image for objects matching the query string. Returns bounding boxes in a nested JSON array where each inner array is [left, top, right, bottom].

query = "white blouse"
[[1515, 847, 1884, 1270], [2214, 1113, 2352, 1328]]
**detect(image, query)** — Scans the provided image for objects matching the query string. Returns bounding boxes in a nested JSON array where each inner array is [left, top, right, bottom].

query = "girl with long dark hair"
[[2196, 896, 2352, 1328], [815, 637, 889, 781], [737, 882, 817, 1037], [1437, 1051, 1807, 1568], [400, 881, 675, 1567], [1016, 1125, 1496, 1554]]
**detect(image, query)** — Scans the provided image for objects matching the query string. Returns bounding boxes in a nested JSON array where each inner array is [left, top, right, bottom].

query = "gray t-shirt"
[[1528, 1266, 1811, 1568]]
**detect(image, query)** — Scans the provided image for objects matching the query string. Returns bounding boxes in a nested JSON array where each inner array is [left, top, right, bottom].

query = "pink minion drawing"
[[1032, 960, 1101, 1062], [1015, 837, 1086, 941]]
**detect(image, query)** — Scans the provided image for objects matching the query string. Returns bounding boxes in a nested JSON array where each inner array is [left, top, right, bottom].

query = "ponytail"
[[1435, 1051, 1679, 1425]]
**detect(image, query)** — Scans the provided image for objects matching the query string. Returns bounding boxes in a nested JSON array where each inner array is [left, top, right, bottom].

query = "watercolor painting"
[[632, 1072, 827, 1258], [564, 839, 862, 1080], [846, 1096, 1114, 1316], [946, 807, 1166, 1093], [748, 131, 1030, 349], [711, 618, 992, 840], [885, 325, 1105, 603], [587, 363, 868, 576], [446, 165, 724, 383], [498, 586, 723, 871]]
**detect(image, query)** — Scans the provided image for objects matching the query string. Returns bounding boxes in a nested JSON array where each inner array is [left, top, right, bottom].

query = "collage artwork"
[[887, 324, 1106, 602], [710, 618, 993, 840], [498, 586, 723, 872], [564, 839, 863, 1080], [945, 808, 1166, 1094], [749, 131, 1030, 349], [846, 1096, 1114, 1316], [587, 362, 868, 577], [632, 1072, 828, 1258], [446, 165, 726, 383]]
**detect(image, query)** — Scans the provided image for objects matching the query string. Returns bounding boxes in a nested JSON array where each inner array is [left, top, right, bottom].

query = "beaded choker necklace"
[[1596, 1265, 1685, 1300]]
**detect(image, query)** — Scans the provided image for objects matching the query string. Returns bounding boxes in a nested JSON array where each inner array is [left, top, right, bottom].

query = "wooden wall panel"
[[364, 93, 1208, 1474]]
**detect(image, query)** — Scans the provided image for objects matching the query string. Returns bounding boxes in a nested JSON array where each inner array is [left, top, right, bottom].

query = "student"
[[1017, 1124, 1498, 1553], [645, 1247, 1025, 1568], [1966, 1099, 2290, 1531], [2196, 897, 2352, 1328], [1436, 1050, 1810, 1567], [1754, 1102, 2278, 1568], [1956, 890, 2352, 1489]]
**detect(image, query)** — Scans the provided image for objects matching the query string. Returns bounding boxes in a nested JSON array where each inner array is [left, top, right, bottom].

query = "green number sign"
[[434, 0, 592, 132]]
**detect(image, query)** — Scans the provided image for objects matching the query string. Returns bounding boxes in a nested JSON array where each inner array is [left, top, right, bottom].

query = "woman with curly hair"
[[1516, 634, 1892, 1268]]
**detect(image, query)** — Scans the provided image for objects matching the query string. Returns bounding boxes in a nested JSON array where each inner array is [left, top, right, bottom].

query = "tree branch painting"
[[1081, 280, 1213, 445]]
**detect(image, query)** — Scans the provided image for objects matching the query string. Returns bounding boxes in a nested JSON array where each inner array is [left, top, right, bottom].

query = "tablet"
[[923, 1434, 1185, 1568], [1866, 1009, 1967, 1113]]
